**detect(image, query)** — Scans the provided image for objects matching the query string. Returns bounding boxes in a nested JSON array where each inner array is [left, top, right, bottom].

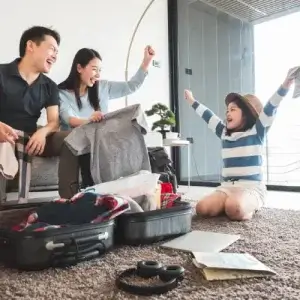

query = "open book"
[[192, 252, 276, 281]]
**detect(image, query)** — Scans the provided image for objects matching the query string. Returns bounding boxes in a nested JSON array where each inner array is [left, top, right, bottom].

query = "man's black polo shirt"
[[0, 59, 59, 133]]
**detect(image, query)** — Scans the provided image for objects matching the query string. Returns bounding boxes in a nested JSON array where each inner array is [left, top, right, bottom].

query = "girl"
[[58, 46, 155, 188], [184, 68, 297, 221]]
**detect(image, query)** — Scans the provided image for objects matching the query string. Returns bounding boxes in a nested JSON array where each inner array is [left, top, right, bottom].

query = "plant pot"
[[165, 132, 179, 140]]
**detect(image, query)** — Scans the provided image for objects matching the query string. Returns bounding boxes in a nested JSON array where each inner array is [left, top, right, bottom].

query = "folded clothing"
[[0, 142, 18, 180], [12, 191, 130, 232], [160, 182, 181, 209]]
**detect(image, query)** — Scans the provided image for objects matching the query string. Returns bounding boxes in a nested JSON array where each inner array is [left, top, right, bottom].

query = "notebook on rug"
[[160, 230, 240, 253], [192, 252, 276, 281]]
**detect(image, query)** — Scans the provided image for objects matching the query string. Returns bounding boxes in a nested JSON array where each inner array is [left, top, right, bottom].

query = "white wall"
[[0, 0, 170, 125]]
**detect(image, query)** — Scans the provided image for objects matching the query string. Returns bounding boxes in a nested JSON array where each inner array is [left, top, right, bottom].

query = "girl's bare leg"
[[195, 191, 228, 217], [225, 190, 260, 221]]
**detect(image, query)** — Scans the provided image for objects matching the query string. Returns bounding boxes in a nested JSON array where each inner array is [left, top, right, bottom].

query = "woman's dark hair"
[[58, 48, 102, 111], [226, 98, 256, 136]]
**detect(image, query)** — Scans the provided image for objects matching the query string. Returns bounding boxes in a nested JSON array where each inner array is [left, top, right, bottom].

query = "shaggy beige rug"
[[0, 207, 299, 300]]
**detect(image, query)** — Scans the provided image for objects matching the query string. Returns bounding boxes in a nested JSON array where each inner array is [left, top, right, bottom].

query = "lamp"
[[124, 0, 157, 106]]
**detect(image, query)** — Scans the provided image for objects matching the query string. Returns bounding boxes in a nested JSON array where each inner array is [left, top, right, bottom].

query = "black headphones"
[[115, 260, 185, 296]]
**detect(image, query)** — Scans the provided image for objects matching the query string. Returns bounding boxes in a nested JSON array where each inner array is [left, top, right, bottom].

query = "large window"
[[175, 0, 254, 185], [174, 0, 300, 189], [254, 12, 300, 187]]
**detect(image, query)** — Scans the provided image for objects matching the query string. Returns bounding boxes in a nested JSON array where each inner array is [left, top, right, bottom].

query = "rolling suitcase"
[[0, 220, 115, 271], [0, 191, 130, 270]]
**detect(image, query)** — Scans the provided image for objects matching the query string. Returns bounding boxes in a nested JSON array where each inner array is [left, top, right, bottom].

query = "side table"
[[163, 139, 191, 189]]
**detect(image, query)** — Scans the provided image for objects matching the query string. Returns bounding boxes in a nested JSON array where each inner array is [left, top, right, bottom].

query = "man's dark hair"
[[19, 26, 61, 57]]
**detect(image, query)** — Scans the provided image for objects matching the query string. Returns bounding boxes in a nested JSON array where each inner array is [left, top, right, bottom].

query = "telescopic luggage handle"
[[47, 231, 109, 267], [52, 249, 101, 266], [45, 231, 109, 250]]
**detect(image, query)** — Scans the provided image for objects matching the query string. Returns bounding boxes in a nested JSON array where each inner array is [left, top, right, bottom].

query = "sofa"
[[6, 156, 60, 192]]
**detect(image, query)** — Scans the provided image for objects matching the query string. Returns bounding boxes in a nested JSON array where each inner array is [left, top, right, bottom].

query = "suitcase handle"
[[52, 249, 101, 267], [53, 242, 104, 257], [48, 231, 109, 267], [45, 231, 109, 251]]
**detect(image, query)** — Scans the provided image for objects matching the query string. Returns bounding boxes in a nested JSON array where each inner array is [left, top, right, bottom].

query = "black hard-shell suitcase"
[[115, 200, 192, 245], [0, 219, 115, 271]]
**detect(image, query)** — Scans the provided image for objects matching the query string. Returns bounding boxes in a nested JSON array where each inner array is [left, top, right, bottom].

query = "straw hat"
[[225, 93, 263, 118]]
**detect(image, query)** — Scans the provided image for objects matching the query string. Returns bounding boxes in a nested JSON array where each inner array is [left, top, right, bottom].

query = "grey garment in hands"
[[64, 104, 151, 184]]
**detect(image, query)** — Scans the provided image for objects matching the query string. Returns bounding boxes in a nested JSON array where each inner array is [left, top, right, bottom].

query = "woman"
[[58, 46, 155, 188]]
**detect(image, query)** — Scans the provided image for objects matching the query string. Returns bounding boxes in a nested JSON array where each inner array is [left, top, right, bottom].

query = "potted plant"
[[145, 103, 176, 139]]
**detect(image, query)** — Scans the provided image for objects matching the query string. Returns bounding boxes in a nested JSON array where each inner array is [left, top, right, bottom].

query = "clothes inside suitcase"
[[0, 191, 130, 270], [115, 199, 193, 246]]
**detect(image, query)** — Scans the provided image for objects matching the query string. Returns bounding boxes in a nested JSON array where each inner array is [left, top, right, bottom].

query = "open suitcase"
[[115, 199, 193, 246], [0, 220, 114, 271], [0, 191, 126, 271]]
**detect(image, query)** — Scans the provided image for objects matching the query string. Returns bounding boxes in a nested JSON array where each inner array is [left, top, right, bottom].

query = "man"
[[0, 26, 78, 201]]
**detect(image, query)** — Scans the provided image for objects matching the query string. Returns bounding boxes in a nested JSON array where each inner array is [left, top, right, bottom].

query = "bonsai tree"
[[145, 103, 176, 138]]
